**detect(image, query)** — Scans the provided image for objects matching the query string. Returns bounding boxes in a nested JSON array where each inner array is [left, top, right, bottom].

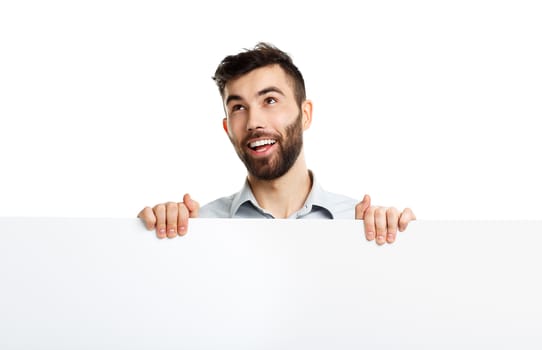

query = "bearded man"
[[138, 43, 416, 245]]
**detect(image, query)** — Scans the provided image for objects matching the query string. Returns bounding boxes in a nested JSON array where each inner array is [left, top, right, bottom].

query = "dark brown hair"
[[212, 42, 306, 106]]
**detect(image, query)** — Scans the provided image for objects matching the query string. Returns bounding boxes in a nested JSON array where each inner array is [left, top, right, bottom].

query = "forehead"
[[223, 64, 294, 101]]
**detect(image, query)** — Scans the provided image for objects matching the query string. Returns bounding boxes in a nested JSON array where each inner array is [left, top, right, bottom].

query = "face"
[[222, 65, 312, 180]]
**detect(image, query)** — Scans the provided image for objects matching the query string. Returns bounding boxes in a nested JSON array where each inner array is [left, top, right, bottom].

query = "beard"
[[232, 113, 303, 181]]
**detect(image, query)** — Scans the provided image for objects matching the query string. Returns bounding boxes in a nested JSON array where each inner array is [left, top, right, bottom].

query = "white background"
[[1, 0, 541, 219]]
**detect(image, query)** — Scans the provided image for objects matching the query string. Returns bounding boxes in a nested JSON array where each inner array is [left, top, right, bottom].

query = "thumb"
[[355, 194, 371, 219], [183, 193, 200, 218]]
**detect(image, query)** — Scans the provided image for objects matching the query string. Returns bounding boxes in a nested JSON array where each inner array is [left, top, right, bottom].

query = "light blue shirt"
[[199, 173, 358, 219]]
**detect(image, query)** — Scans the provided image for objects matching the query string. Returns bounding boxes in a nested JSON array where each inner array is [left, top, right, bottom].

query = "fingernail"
[[168, 228, 176, 235], [388, 232, 396, 242], [366, 232, 375, 240], [377, 235, 385, 244], [157, 228, 166, 238]]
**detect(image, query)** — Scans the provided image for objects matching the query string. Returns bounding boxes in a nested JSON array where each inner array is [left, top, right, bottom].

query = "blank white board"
[[0, 218, 541, 349]]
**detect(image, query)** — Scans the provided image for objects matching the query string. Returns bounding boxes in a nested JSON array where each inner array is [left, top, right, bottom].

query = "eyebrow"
[[225, 86, 286, 105]]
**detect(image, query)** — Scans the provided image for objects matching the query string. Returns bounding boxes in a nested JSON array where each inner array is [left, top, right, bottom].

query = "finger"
[[386, 207, 399, 244], [398, 208, 416, 232], [137, 207, 157, 231], [355, 194, 371, 219], [165, 202, 179, 238], [374, 207, 388, 246], [153, 204, 167, 239], [177, 203, 189, 236], [183, 193, 200, 218], [363, 206, 376, 242]]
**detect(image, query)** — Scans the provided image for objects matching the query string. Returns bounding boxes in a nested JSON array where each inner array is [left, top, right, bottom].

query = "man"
[[139, 42, 415, 245]]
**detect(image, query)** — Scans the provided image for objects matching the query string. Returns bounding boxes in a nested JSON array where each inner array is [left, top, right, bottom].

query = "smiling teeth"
[[250, 139, 276, 148]]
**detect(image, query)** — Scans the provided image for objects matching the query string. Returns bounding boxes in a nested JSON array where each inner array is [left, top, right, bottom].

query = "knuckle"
[[166, 201, 178, 209], [374, 207, 386, 220], [153, 203, 165, 212], [364, 206, 375, 218], [179, 204, 189, 216]]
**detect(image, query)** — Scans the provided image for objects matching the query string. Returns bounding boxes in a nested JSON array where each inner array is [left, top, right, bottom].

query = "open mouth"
[[248, 139, 277, 153]]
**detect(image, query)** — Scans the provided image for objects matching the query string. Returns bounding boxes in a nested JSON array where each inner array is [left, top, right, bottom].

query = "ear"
[[301, 100, 313, 131], [222, 117, 229, 134]]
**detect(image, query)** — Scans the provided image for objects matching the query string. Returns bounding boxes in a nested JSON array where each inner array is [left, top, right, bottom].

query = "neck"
[[247, 152, 312, 219]]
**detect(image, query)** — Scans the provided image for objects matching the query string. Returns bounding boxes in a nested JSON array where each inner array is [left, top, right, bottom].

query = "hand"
[[138, 193, 200, 239], [355, 194, 416, 245]]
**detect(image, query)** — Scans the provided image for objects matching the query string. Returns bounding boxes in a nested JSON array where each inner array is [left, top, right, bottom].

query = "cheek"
[[227, 119, 245, 141], [277, 108, 301, 129], [264, 106, 293, 125]]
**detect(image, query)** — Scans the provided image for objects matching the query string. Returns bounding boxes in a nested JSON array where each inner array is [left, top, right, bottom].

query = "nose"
[[246, 109, 266, 131]]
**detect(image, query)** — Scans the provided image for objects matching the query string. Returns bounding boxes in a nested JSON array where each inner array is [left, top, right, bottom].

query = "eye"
[[264, 97, 277, 105], [231, 104, 246, 112]]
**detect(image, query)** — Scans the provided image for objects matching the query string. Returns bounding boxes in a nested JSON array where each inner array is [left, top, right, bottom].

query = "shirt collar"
[[229, 171, 336, 219], [229, 179, 262, 218], [302, 175, 335, 218]]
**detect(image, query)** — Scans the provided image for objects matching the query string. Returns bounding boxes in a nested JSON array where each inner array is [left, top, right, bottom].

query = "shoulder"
[[308, 172, 359, 219], [321, 191, 359, 219], [199, 194, 236, 218]]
